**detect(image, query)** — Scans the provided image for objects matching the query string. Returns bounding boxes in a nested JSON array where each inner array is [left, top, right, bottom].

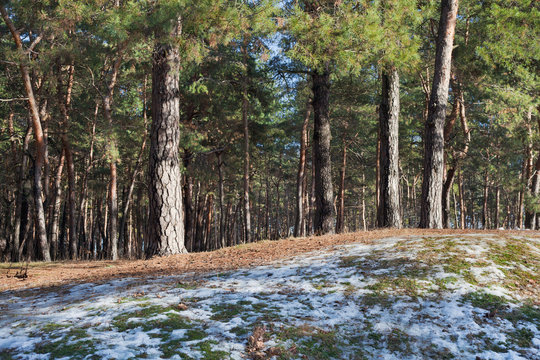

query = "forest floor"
[[0, 230, 539, 359]]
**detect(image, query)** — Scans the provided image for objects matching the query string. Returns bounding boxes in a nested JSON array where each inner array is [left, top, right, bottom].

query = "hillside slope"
[[0, 233, 539, 359]]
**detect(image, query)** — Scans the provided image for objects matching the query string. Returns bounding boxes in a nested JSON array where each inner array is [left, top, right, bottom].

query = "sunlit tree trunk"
[[147, 22, 187, 257], [420, 0, 459, 229], [377, 69, 401, 228]]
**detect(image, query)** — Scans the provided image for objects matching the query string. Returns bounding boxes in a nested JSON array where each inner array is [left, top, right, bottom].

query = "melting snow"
[[0, 234, 538, 359]]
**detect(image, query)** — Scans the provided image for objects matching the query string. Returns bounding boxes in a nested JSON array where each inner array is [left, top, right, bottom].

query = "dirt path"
[[1, 229, 537, 292]]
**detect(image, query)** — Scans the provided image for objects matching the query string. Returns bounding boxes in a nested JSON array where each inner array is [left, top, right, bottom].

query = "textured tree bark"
[[377, 69, 402, 228], [146, 30, 187, 257], [1, 6, 50, 261], [420, 0, 459, 229], [294, 102, 311, 237], [312, 67, 335, 234]]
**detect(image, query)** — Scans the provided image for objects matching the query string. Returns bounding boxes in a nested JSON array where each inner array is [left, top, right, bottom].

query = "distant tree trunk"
[[482, 172, 489, 229], [361, 173, 367, 231], [241, 38, 251, 244], [442, 169, 455, 228], [12, 126, 32, 262], [294, 101, 311, 237], [119, 134, 146, 256], [311, 66, 334, 234], [336, 142, 347, 233], [56, 63, 78, 260], [265, 174, 270, 239], [102, 47, 124, 260], [146, 25, 187, 257], [49, 149, 65, 261], [377, 69, 401, 228], [216, 151, 226, 248], [376, 130, 381, 214], [458, 170, 466, 229], [525, 108, 538, 229], [495, 186, 501, 229], [183, 150, 194, 251], [518, 140, 531, 228], [1, 7, 50, 260], [119, 80, 148, 257], [420, 0, 459, 229]]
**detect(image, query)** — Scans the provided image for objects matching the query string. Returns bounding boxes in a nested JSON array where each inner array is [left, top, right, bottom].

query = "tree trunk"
[[216, 151, 226, 248], [241, 38, 251, 244], [311, 67, 334, 234], [525, 108, 538, 229], [377, 69, 402, 228], [442, 166, 456, 228], [119, 81, 148, 257], [1, 6, 50, 260], [147, 28, 187, 257], [183, 150, 194, 251], [12, 126, 32, 262], [420, 0, 459, 229], [336, 143, 347, 233], [482, 172, 489, 229], [495, 186, 501, 229], [49, 149, 65, 261], [56, 63, 78, 260], [294, 101, 311, 237]]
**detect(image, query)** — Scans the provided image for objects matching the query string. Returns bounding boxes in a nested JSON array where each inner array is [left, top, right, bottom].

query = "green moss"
[[34, 328, 98, 360], [197, 340, 229, 359], [507, 328, 534, 348], [185, 329, 207, 341], [462, 291, 508, 313], [112, 305, 191, 332], [230, 326, 249, 336], [209, 303, 244, 321], [160, 338, 194, 359]]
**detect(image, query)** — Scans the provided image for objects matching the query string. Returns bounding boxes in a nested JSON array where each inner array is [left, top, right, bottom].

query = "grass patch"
[[112, 305, 191, 332], [507, 328, 534, 348], [197, 340, 229, 359], [34, 328, 98, 359], [275, 325, 343, 360], [462, 291, 509, 313], [210, 303, 245, 321]]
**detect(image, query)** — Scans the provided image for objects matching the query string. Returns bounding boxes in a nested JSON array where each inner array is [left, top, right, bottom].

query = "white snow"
[[0, 234, 538, 359]]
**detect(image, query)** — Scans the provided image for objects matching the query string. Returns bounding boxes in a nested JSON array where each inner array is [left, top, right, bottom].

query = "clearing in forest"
[[0, 232, 539, 359]]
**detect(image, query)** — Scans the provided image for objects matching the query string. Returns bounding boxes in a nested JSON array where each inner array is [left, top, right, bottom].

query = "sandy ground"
[[1, 229, 538, 293]]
